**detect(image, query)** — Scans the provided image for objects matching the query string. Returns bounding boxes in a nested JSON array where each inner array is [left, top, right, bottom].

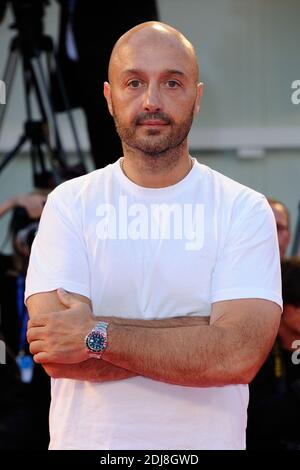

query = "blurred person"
[[247, 258, 300, 450], [25, 22, 281, 450], [268, 198, 291, 260], [0, 192, 47, 220], [0, 195, 50, 449]]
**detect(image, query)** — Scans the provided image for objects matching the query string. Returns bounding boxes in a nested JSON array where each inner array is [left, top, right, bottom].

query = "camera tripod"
[[0, 7, 86, 188]]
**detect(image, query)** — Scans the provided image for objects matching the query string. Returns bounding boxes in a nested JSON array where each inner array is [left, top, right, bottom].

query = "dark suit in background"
[[54, 1, 159, 169]]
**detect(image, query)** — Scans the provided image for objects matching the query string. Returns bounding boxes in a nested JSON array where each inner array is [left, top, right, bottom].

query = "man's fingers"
[[33, 352, 50, 364], [56, 288, 78, 308], [27, 325, 47, 342], [29, 340, 44, 355], [27, 315, 48, 328]]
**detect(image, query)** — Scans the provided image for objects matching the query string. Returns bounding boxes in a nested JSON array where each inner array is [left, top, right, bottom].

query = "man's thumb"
[[57, 288, 75, 307]]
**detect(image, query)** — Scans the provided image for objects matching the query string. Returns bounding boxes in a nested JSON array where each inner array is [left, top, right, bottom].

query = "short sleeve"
[[211, 195, 282, 309], [25, 185, 90, 303]]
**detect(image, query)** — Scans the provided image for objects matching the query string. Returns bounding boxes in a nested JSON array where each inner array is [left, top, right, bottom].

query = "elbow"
[[233, 369, 255, 385], [218, 368, 255, 386], [237, 350, 274, 384], [240, 363, 264, 384], [243, 366, 261, 384], [211, 358, 259, 385], [229, 362, 262, 385]]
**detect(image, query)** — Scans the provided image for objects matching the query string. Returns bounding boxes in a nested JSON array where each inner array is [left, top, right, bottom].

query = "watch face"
[[86, 331, 107, 353]]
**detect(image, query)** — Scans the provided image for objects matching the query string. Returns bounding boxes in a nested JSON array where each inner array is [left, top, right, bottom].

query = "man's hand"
[[27, 288, 98, 364], [0, 192, 47, 219], [26, 289, 139, 382], [14, 193, 47, 218]]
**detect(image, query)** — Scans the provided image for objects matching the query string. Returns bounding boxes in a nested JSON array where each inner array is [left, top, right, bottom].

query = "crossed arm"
[[26, 289, 281, 387]]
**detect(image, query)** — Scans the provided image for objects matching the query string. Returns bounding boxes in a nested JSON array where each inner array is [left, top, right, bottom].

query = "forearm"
[[27, 288, 214, 386], [41, 316, 209, 381], [102, 319, 249, 387], [101, 300, 280, 388], [43, 358, 137, 382], [104, 315, 210, 329], [40, 316, 210, 381]]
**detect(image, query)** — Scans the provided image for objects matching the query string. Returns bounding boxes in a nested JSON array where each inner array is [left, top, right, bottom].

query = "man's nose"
[[143, 84, 162, 112]]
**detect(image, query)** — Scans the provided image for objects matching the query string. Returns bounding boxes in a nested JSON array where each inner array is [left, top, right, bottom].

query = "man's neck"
[[121, 145, 194, 188]]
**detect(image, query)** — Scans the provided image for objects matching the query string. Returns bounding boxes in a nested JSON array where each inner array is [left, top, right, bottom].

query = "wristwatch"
[[85, 321, 108, 359]]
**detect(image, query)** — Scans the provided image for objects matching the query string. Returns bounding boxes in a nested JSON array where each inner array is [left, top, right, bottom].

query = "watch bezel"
[[85, 330, 108, 355]]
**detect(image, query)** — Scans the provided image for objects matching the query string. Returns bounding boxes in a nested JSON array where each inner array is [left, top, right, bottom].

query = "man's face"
[[104, 35, 202, 157], [270, 203, 290, 260]]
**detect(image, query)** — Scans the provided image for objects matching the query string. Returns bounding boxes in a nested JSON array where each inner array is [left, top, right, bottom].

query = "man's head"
[[104, 21, 203, 160], [268, 198, 291, 260]]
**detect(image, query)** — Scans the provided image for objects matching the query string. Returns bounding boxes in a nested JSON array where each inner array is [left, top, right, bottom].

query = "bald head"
[[108, 21, 199, 83], [103, 21, 203, 163]]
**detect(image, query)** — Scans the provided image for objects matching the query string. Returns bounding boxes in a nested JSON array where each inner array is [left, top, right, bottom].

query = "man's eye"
[[128, 80, 142, 88], [166, 80, 180, 88]]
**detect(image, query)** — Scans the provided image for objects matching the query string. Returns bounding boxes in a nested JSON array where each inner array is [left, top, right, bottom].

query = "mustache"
[[135, 112, 172, 125]]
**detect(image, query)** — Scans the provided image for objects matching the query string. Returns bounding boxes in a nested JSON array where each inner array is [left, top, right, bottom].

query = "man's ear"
[[193, 82, 203, 116], [103, 81, 113, 116]]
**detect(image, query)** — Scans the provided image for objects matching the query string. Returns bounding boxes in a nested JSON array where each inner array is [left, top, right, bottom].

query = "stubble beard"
[[111, 104, 195, 159]]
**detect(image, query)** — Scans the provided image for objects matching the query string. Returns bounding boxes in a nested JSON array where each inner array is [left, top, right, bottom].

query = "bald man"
[[25, 22, 282, 450]]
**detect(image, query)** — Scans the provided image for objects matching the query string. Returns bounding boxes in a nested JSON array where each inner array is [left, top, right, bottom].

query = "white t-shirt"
[[25, 158, 282, 450]]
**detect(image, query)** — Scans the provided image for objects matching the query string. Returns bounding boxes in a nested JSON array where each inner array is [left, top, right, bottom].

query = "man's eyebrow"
[[121, 69, 143, 76], [164, 69, 186, 77], [121, 69, 186, 77]]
